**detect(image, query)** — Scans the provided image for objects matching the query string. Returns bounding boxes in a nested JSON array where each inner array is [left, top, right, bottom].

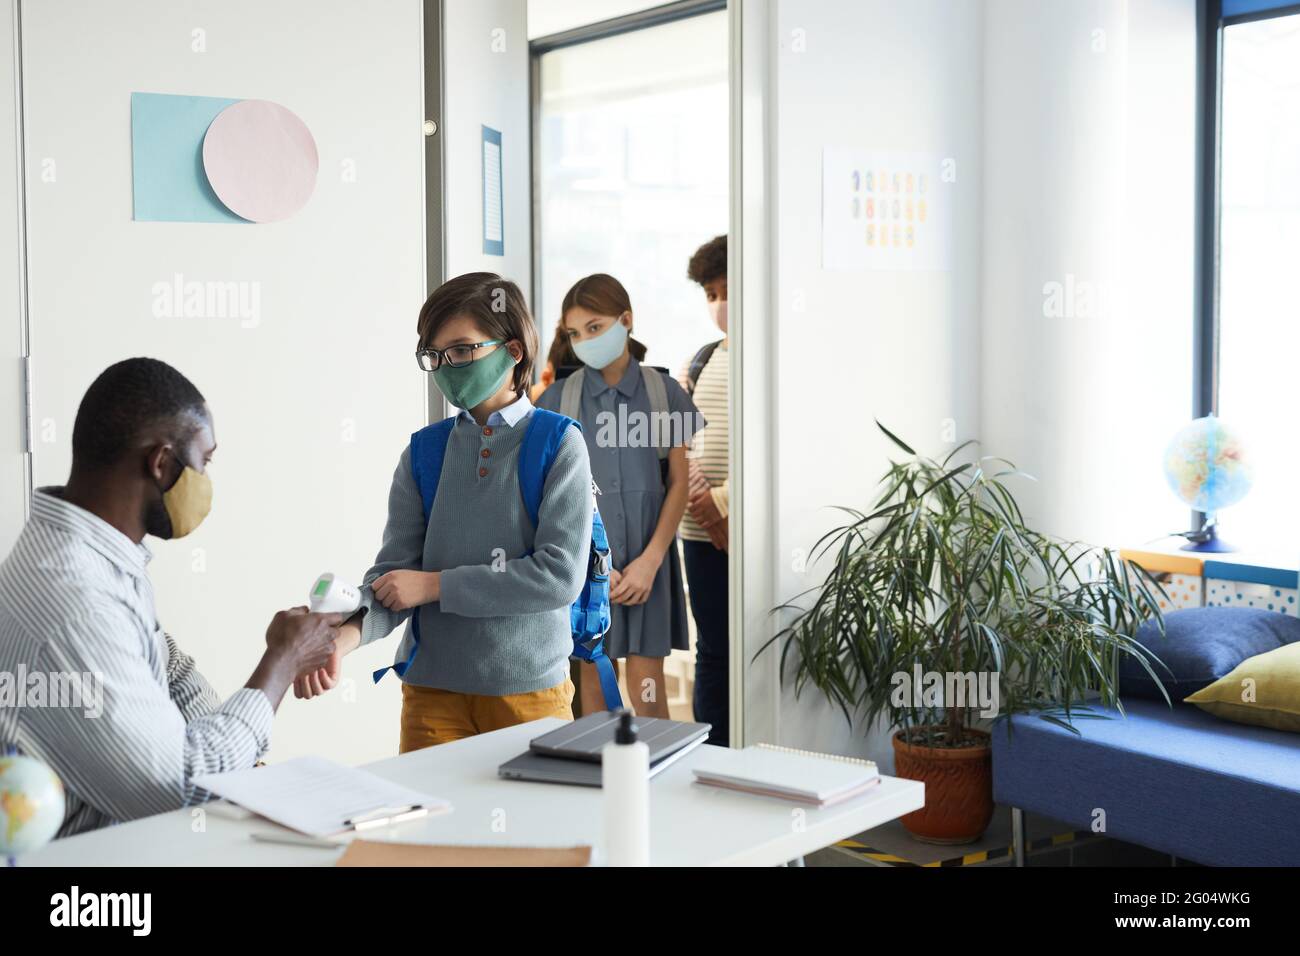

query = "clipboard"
[[194, 756, 451, 838]]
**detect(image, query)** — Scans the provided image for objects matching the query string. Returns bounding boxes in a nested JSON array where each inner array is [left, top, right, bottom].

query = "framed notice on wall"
[[482, 125, 504, 256], [822, 148, 954, 272]]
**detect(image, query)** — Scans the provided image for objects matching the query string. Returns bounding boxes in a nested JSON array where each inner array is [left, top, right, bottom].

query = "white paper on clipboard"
[[194, 756, 451, 838]]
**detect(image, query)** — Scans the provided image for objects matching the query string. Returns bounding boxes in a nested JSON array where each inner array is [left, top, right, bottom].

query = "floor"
[[807, 806, 1204, 867]]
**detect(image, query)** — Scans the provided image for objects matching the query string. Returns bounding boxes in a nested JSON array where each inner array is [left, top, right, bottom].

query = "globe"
[[1163, 415, 1253, 516], [0, 755, 65, 860]]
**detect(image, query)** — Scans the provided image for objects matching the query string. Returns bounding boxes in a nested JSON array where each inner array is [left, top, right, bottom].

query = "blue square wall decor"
[[130, 91, 246, 223]]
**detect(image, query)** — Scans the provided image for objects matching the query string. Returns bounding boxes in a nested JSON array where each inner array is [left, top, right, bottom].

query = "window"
[[533, 9, 728, 379], [1211, 2, 1300, 548]]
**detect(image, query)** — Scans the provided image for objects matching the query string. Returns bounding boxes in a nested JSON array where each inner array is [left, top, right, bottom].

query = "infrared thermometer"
[[308, 572, 361, 615]]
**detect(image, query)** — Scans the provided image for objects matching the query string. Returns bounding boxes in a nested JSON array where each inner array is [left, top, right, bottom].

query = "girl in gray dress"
[[537, 274, 701, 718]]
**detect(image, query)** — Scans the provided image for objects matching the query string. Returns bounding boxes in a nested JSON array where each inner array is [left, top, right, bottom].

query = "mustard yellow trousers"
[[399, 677, 575, 753]]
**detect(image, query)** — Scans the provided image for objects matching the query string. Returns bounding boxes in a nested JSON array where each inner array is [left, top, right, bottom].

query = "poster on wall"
[[821, 148, 953, 272], [482, 125, 504, 256], [131, 91, 318, 224]]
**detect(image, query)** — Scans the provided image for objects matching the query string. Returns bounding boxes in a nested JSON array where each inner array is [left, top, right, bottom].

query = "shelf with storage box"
[[1121, 537, 1299, 618]]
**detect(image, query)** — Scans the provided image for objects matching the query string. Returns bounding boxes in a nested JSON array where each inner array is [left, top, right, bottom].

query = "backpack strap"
[[686, 339, 722, 394], [372, 416, 456, 683], [519, 408, 622, 711], [518, 408, 575, 530], [409, 417, 457, 520], [558, 367, 585, 423], [571, 635, 622, 711], [640, 366, 670, 462]]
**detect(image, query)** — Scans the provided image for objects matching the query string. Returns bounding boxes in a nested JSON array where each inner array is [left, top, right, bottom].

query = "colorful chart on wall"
[[131, 91, 318, 224], [821, 148, 954, 272]]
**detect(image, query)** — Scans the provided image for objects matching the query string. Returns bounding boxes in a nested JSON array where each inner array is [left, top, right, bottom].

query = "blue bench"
[[993, 699, 1300, 866]]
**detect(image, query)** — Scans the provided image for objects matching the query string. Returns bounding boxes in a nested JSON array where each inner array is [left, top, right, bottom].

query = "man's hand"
[[265, 607, 341, 675], [372, 570, 440, 611], [249, 607, 342, 710], [295, 619, 362, 700], [610, 553, 658, 605], [705, 516, 728, 551]]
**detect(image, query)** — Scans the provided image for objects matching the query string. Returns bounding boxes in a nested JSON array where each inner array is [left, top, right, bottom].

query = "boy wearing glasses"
[[295, 273, 594, 751]]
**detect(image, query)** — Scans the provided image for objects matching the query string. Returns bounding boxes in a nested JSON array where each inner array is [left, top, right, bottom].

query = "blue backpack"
[[371, 408, 624, 711]]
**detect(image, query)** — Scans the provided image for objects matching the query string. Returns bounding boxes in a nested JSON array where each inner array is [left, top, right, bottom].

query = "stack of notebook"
[[691, 744, 880, 807]]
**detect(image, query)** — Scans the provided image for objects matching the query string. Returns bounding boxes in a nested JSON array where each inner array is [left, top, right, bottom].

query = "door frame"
[[729, 0, 778, 747]]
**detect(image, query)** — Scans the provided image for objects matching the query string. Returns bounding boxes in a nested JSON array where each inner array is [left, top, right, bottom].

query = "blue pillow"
[[1119, 607, 1300, 701]]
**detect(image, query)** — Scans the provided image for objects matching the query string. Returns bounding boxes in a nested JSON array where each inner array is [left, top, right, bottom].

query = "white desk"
[[23, 719, 924, 867]]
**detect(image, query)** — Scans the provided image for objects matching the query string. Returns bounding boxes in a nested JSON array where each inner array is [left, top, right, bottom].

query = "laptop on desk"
[[498, 711, 712, 787]]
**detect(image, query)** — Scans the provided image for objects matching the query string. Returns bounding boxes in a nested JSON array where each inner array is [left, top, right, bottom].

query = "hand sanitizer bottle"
[[602, 709, 650, 866]]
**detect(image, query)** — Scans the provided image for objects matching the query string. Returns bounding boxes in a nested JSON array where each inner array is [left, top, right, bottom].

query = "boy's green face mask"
[[433, 344, 516, 411]]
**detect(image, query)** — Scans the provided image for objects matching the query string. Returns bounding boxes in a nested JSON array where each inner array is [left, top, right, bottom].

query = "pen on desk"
[[344, 803, 429, 831]]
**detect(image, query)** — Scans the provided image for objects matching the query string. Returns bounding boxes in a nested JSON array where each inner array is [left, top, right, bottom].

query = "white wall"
[[442, 0, 531, 290], [743, 0, 1197, 768], [19, 0, 426, 765], [981, 0, 1195, 545], [753, 0, 986, 767]]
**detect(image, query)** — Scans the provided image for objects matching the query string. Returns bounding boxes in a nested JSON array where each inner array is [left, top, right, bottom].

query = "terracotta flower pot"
[[891, 728, 994, 845]]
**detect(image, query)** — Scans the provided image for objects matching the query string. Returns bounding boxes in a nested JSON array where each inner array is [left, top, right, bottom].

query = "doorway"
[[530, 0, 730, 728]]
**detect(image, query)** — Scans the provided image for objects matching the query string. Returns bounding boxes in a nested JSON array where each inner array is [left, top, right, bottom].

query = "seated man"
[[0, 357, 339, 837]]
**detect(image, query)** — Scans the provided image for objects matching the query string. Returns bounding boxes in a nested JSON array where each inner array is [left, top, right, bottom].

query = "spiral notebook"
[[692, 744, 879, 807]]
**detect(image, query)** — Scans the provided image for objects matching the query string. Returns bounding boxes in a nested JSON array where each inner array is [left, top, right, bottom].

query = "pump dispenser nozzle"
[[615, 708, 637, 745]]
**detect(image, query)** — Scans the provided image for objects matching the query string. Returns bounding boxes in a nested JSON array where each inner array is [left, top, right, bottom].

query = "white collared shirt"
[[455, 392, 534, 428]]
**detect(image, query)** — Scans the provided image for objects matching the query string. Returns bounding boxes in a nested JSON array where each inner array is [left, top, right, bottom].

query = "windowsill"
[[1123, 535, 1299, 572]]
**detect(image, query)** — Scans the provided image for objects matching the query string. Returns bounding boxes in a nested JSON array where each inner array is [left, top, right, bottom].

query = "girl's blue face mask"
[[571, 317, 629, 371]]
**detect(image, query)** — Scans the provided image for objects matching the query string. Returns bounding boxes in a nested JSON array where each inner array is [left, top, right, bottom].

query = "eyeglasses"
[[415, 339, 503, 372]]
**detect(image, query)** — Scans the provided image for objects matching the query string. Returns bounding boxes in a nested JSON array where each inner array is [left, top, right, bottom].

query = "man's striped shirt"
[[0, 489, 272, 838]]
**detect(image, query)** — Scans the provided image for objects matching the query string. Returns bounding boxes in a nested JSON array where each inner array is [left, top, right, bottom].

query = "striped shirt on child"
[[679, 341, 729, 543]]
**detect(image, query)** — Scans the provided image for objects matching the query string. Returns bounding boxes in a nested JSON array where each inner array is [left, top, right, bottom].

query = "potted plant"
[[766, 424, 1168, 844]]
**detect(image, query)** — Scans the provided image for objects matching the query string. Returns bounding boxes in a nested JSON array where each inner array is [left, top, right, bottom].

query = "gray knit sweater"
[[358, 412, 593, 695]]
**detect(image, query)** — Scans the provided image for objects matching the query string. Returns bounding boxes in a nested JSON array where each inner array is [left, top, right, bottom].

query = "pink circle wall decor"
[[202, 99, 318, 223]]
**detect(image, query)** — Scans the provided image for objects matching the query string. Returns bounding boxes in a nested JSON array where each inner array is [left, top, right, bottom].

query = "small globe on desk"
[[0, 754, 65, 864], [1163, 415, 1252, 552]]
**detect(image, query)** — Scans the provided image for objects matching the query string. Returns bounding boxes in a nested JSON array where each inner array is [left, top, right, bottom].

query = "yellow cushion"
[[1185, 642, 1300, 733]]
